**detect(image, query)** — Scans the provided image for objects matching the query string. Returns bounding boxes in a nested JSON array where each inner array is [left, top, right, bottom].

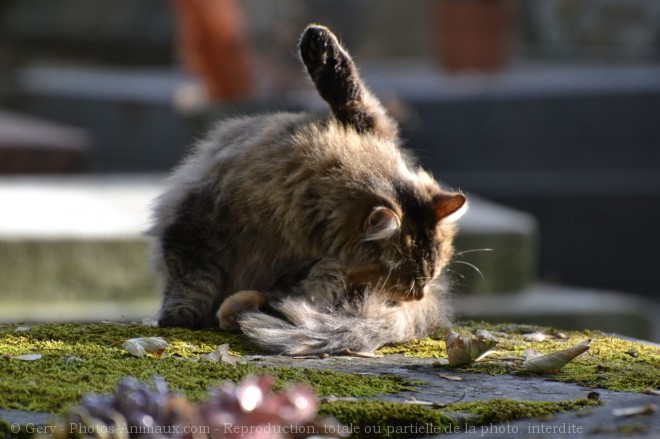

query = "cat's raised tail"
[[238, 286, 451, 356]]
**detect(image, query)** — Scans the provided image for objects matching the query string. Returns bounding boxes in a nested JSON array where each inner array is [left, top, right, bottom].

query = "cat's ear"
[[299, 25, 398, 138], [363, 207, 401, 241], [434, 193, 467, 223]]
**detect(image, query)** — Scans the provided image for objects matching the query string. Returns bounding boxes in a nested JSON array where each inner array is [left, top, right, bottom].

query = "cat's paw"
[[217, 290, 266, 332], [299, 25, 342, 71]]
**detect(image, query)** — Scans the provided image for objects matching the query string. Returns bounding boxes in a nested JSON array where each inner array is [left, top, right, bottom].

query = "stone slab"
[[0, 110, 90, 174]]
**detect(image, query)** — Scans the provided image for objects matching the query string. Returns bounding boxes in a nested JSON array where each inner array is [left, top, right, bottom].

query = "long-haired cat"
[[149, 25, 467, 355]]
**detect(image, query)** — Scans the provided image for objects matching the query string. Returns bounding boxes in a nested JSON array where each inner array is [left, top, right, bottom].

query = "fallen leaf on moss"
[[445, 329, 499, 366], [523, 332, 568, 342], [123, 337, 168, 358], [14, 354, 42, 361], [522, 332, 548, 342], [62, 356, 83, 365], [523, 339, 590, 374], [201, 344, 239, 365], [405, 396, 448, 408]]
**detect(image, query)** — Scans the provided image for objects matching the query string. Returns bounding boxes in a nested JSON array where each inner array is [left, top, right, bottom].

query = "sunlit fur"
[[149, 25, 467, 354]]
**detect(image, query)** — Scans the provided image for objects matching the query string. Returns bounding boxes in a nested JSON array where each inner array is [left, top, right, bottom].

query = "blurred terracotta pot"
[[430, 0, 515, 73]]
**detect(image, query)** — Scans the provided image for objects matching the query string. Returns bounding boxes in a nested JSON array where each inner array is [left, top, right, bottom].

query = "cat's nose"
[[411, 289, 425, 300]]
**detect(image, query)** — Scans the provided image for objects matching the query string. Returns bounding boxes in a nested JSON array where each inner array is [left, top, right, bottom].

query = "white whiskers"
[[454, 248, 493, 257], [452, 260, 485, 281]]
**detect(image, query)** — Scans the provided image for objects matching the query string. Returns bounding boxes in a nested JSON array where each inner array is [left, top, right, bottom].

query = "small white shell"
[[14, 354, 42, 361]]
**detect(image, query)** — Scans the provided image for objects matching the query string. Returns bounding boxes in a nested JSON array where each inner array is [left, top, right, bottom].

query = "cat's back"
[[150, 112, 309, 230], [167, 110, 411, 199], [150, 108, 421, 246]]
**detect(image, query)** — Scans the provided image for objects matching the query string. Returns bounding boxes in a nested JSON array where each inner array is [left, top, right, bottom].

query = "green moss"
[[612, 424, 648, 435], [319, 398, 600, 438], [319, 400, 455, 438], [378, 337, 446, 358], [377, 321, 660, 393], [0, 323, 414, 414], [447, 398, 599, 424]]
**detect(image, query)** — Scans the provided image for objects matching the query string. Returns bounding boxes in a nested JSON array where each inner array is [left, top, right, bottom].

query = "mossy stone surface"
[[0, 323, 414, 415], [1, 321, 657, 438], [378, 321, 660, 393]]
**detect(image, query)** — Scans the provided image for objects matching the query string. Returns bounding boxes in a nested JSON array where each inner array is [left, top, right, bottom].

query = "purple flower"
[[61, 375, 343, 439]]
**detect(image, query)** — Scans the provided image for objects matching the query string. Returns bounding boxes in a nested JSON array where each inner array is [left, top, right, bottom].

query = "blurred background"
[[0, 0, 658, 340]]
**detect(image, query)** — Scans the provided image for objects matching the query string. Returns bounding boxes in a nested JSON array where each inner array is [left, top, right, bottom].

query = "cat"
[[149, 24, 467, 355]]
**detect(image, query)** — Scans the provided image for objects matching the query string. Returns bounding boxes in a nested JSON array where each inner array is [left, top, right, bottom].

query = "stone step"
[[0, 175, 537, 323], [0, 110, 90, 174], [455, 284, 660, 342]]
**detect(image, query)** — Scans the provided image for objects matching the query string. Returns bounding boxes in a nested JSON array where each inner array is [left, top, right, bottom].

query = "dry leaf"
[[445, 329, 499, 366], [523, 339, 591, 374], [293, 353, 330, 360], [321, 396, 360, 403], [63, 356, 83, 365], [123, 337, 168, 358], [523, 332, 569, 342], [612, 403, 657, 417], [201, 344, 239, 365], [14, 354, 42, 361], [405, 396, 448, 408], [438, 373, 464, 381], [432, 359, 449, 367], [522, 332, 548, 342]]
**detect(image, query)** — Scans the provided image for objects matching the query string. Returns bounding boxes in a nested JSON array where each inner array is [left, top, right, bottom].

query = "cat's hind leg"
[[158, 277, 221, 329], [299, 25, 397, 138], [157, 195, 225, 329]]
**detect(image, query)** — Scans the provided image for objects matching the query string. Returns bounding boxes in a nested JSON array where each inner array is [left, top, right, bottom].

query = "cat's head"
[[344, 183, 467, 301], [300, 25, 467, 301]]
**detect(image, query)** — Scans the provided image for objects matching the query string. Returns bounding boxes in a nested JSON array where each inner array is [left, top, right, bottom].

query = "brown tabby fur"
[[149, 25, 467, 355]]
